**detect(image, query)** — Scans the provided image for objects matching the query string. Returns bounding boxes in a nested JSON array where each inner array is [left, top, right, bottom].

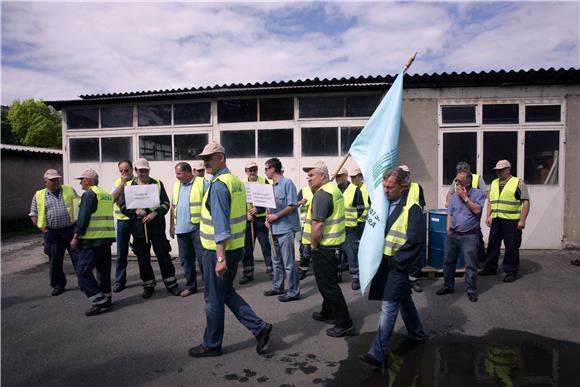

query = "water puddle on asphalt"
[[327, 329, 580, 387]]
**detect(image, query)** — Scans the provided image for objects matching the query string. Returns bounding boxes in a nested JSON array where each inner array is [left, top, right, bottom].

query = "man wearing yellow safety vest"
[[296, 182, 314, 280], [349, 168, 370, 240], [445, 161, 488, 265], [189, 142, 272, 358], [70, 169, 116, 316], [170, 162, 208, 297], [480, 160, 530, 283], [111, 160, 134, 293], [359, 168, 428, 368], [239, 160, 273, 285], [398, 165, 426, 293], [335, 167, 365, 291], [29, 169, 80, 296], [119, 158, 180, 299], [303, 161, 354, 338]]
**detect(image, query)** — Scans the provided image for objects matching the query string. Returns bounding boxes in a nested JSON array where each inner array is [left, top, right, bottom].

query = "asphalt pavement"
[[1, 235, 579, 386]]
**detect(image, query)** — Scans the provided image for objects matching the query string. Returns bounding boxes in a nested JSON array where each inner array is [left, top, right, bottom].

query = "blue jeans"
[[368, 296, 427, 362], [76, 243, 112, 306], [443, 232, 479, 295], [176, 229, 204, 291], [242, 218, 272, 277], [271, 231, 300, 297], [114, 220, 131, 286], [202, 248, 267, 350]]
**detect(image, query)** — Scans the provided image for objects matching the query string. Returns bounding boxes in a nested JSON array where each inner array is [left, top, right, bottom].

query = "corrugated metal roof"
[[46, 67, 580, 109], [0, 144, 63, 155]]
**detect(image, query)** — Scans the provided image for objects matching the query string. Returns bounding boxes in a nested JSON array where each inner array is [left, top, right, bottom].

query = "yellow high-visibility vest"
[[243, 176, 268, 218], [489, 177, 522, 220], [359, 183, 369, 223], [301, 182, 346, 247], [383, 199, 420, 256], [408, 182, 423, 208], [79, 185, 115, 239], [172, 177, 204, 225], [472, 173, 480, 189], [114, 178, 131, 221], [342, 183, 358, 228], [300, 186, 314, 224], [200, 173, 246, 251], [35, 185, 75, 229]]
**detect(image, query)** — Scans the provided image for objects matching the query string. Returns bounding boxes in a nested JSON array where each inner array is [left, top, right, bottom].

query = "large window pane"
[[299, 96, 344, 118], [482, 104, 519, 124], [70, 138, 99, 162], [302, 127, 338, 156], [218, 99, 257, 123], [174, 102, 211, 125], [139, 135, 172, 161], [525, 105, 561, 123], [524, 131, 559, 184], [345, 95, 380, 117], [441, 105, 476, 124], [174, 133, 209, 161], [101, 106, 133, 128], [138, 105, 171, 126], [442, 132, 477, 185], [260, 98, 294, 121], [220, 130, 255, 158], [101, 137, 132, 162], [258, 129, 293, 157], [68, 109, 98, 129], [483, 131, 518, 183], [341, 126, 363, 156]]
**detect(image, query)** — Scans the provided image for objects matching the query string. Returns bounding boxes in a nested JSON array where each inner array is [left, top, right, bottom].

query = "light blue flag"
[[349, 68, 405, 295]]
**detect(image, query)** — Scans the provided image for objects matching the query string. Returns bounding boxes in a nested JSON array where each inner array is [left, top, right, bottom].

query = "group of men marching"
[[30, 140, 529, 365]]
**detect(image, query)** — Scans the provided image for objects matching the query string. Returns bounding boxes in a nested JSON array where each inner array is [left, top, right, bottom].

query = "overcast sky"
[[1, 1, 578, 105]]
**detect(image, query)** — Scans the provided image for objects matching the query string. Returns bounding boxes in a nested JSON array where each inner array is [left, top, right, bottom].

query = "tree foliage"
[[1, 105, 20, 145], [7, 99, 61, 149]]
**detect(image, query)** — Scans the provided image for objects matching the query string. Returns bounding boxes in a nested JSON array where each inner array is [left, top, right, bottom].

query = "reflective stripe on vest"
[[300, 186, 314, 224], [301, 182, 346, 247], [489, 177, 521, 220], [172, 177, 204, 225], [243, 176, 267, 218], [408, 182, 423, 208], [200, 173, 247, 251], [358, 183, 370, 223], [383, 199, 420, 256], [35, 185, 75, 229], [79, 185, 115, 239], [114, 178, 130, 221], [342, 183, 358, 228]]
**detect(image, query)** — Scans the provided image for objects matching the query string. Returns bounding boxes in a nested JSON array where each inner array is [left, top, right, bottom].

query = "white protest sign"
[[124, 184, 160, 209], [244, 182, 254, 204], [249, 183, 276, 209]]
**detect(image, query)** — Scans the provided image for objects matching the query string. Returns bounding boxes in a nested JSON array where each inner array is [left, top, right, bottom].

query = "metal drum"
[[428, 209, 465, 269]]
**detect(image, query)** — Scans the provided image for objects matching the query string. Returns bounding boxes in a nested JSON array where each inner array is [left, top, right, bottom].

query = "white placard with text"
[[124, 184, 160, 209]]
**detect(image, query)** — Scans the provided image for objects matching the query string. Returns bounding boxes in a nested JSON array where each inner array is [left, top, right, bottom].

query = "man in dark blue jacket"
[[359, 168, 428, 368]]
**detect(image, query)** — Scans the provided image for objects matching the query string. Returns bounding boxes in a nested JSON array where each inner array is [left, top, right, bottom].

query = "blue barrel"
[[428, 209, 465, 269]]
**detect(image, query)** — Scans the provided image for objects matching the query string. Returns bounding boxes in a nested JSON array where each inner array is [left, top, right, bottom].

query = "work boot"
[[239, 275, 254, 285]]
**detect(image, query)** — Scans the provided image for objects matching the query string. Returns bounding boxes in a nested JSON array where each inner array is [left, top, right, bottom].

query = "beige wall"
[[564, 94, 580, 248]]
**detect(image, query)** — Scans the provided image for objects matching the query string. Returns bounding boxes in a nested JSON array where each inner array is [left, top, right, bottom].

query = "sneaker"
[[436, 286, 454, 295], [188, 344, 223, 358], [256, 323, 272, 354], [180, 288, 197, 297], [112, 283, 125, 293], [263, 289, 284, 297], [359, 353, 382, 368], [278, 294, 300, 302], [326, 324, 355, 338], [351, 280, 360, 291], [468, 293, 479, 302], [85, 301, 112, 317], [51, 287, 65, 296], [312, 312, 334, 324], [239, 275, 254, 285], [142, 287, 155, 299], [503, 274, 517, 283], [479, 269, 497, 276]]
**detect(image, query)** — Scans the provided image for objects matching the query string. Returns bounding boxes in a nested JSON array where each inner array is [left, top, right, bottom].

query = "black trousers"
[[132, 235, 177, 289], [484, 218, 522, 274], [312, 246, 353, 328], [43, 225, 79, 289]]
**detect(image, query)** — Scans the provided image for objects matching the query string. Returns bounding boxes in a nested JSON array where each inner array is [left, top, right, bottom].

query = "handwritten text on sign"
[[244, 182, 276, 209], [124, 184, 160, 210]]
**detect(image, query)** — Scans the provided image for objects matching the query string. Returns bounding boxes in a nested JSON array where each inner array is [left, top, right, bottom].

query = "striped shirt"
[[29, 189, 75, 229]]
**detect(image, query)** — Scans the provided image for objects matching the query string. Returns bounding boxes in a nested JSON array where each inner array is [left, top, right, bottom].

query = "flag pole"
[[330, 52, 418, 181]]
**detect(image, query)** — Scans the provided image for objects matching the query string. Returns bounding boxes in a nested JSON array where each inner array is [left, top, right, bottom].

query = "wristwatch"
[[463, 196, 468, 203], [217, 256, 225, 263]]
